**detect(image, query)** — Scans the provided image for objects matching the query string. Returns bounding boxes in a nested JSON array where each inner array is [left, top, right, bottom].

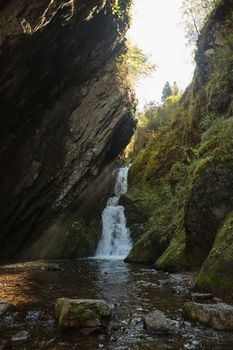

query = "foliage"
[[108, 0, 134, 26], [127, 94, 182, 159], [123, 0, 233, 293], [116, 40, 156, 88], [181, 0, 220, 49], [206, 27, 233, 115]]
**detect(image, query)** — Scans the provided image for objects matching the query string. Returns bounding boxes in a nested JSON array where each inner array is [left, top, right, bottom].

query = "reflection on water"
[[0, 259, 232, 350], [96, 259, 131, 301]]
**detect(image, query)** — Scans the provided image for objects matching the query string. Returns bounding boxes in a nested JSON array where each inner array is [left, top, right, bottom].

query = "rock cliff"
[[124, 0, 233, 297], [0, 0, 136, 259]]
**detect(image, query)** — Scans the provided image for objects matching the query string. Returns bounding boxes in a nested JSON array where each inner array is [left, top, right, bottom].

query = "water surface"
[[0, 259, 232, 350]]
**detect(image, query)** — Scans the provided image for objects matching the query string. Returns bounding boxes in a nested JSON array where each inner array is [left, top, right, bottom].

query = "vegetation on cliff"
[[124, 0, 233, 297]]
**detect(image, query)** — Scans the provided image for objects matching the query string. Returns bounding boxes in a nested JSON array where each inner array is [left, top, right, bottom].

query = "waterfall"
[[95, 166, 132, 260]]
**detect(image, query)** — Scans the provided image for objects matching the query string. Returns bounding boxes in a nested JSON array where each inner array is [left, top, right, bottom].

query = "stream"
[[0, 167, 233, 349], [0, 260, 233, 349]]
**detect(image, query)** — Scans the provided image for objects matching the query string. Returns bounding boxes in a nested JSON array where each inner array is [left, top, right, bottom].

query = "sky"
[[127, 0, 195, 108]]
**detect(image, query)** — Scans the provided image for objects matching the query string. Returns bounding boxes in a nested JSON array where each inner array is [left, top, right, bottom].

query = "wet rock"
[[11, 331, 30, 342], [0, 300, 10, 316], [184, 302, 233, 330], [143, 310, 171, 333], [172, 286, 189, 295], [55, 298, 111, 330], [213, 297, 223, 303], [191, 293, 213, 302]]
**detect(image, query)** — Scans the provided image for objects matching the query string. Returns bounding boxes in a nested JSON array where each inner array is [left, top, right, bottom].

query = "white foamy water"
[[95, 166, 132, 260]]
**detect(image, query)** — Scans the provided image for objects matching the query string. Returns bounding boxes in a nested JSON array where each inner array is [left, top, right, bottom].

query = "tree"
[[117, 40, 156, 87], [161, 82, 172, 102], [172, 81, 179, 96], [181, 0, 219, 49]]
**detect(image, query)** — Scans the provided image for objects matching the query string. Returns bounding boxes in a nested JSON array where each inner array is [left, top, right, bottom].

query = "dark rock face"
[[0, 0, 136, 259]]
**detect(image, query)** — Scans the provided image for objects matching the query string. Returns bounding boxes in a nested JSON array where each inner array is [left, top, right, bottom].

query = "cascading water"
[[95, 166, 132, 260]]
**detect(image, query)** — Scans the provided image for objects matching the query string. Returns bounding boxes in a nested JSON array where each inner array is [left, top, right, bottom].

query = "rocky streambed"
[[0, 259, 233, 350]]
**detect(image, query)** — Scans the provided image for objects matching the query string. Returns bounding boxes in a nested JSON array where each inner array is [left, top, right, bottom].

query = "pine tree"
[[161, 82, 172, 102]]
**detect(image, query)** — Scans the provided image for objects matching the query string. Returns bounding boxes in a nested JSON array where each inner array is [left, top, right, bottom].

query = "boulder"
[[184, 302, 233, 330], [55, 298, 111, 331], [143, 310, 171, 333], [0, 300, 10, 316]]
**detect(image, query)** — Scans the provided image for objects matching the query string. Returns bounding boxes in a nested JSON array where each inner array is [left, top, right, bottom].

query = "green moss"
[[125, 225, 173, 263], [62, 216, 101, 258], [155, 221, 189, 272], [120, 187, 155, 242], [196, 212, 233, 296], [184, 117, 233, 267], [124, 4, 233, 281], [125, 127, 191, 264]]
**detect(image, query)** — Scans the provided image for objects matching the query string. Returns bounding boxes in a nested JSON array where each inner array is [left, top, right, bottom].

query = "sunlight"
[[128, 0, 195, 107]]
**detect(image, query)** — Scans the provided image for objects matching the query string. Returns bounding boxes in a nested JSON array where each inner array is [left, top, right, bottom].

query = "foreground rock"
[[0, 300, 10, 316], [143, 310, 171, 333], [55, 298, 111, 332], [184, 302, 233, 330]]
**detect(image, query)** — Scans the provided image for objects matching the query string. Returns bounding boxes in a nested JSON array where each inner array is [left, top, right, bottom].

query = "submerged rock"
[[184, 302, 233, 330], [55, 298, 111, 331], [172, 285, 189, 295], [143, 310, 171, 333], [191, 293, 213, 302], [11, 331, 30, 342], [0, 300, 10, 316]]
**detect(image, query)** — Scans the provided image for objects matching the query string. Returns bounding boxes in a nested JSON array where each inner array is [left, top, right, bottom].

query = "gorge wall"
[[0, 0, 136, 259], [123, 0, 233, 297]]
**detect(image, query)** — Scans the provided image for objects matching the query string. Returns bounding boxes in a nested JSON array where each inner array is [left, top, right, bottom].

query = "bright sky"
[[127, 0, 195, 108]]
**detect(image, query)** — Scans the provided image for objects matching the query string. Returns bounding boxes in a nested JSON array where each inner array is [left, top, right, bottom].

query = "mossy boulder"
[[125, 225, 172, 263], [55, 298, 111, 330], [196, 213, 233, 296], [155, 226, 189, 272], [120, 188, 152, 242]]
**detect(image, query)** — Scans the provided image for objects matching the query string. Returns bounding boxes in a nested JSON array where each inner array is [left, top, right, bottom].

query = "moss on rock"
[[184, 118, 233, 268], [65, 217, 101, 258], [123, 1, 233, 296], [125, 124, 191, 264], [155, 223, 189, 272], [196, 213, 233, 296]]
